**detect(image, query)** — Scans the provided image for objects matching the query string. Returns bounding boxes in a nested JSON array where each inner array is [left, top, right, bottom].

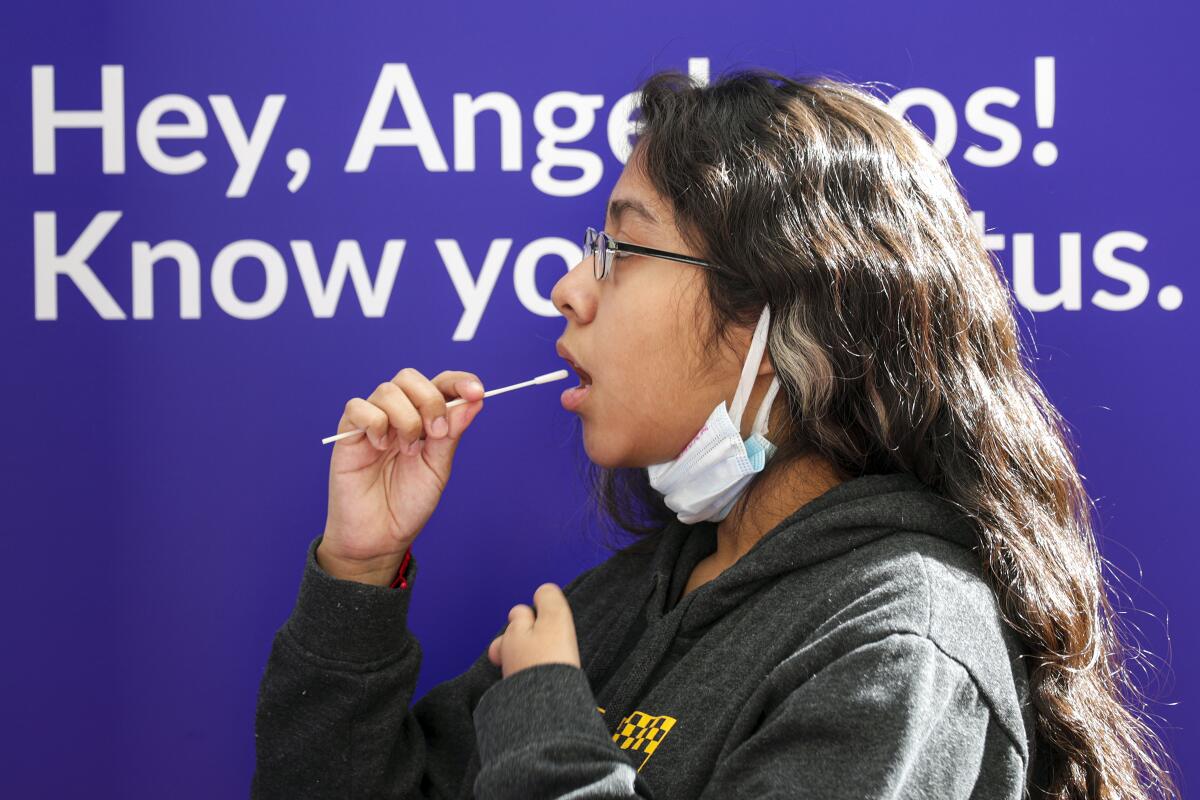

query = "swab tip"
[[535, 369, 571, 383]]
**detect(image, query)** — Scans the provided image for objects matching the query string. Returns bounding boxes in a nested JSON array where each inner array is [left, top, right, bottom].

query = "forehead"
[[606, 160, 666, 229], [607, 196, 660, 229]]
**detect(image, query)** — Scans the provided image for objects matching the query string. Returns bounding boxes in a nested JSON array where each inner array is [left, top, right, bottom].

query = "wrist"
[[316, 541, 410, 586]]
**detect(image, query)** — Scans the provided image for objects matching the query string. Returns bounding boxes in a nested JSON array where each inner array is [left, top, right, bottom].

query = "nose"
[[551, 252, 597, 324]]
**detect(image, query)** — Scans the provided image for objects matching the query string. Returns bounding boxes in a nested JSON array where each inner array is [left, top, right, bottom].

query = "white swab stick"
[[321, 369, 571, 445]]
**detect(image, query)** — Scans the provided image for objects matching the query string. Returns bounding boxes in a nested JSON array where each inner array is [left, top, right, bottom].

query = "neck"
[[708, 366, 843, 569], [711, 451, 844, 568]]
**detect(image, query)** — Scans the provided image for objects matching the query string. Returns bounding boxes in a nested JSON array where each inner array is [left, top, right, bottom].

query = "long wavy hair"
[[580, 67, 1178, 799]]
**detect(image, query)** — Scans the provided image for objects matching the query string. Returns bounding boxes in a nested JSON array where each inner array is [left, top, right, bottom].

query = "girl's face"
[[551, 155, 775, 469]]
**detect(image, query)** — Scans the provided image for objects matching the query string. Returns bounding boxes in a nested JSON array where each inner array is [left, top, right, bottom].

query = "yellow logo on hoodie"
[[594, 708, 677, 772]]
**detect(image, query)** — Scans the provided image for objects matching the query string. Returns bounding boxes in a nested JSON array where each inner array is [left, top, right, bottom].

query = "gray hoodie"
[[253, 472, 1044, 799]]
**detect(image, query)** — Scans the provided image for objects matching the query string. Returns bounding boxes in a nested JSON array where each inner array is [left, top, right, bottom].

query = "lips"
[[570, 362, 593, 386], [555, 341, 593, 386], [556, 340, 593, 413]]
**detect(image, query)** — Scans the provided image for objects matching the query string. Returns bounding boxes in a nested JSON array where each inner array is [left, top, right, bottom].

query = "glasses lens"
[[597, 231, 610, 280], [582, 227, 597, 279]]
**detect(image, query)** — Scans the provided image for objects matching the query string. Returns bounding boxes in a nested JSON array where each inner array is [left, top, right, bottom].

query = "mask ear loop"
[[727, 305, 772, 430], [751, 376, 781, 438]]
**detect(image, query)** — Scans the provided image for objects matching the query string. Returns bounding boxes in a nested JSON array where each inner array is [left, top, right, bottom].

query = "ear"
[[757, 351, 776, 377]]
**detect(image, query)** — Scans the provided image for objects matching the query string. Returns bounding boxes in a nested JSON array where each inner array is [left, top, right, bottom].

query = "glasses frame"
[[584, 226, 721, 281]]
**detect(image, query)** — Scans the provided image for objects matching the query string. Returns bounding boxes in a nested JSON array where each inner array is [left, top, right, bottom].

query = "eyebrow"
[[607, 197, 660, 228]]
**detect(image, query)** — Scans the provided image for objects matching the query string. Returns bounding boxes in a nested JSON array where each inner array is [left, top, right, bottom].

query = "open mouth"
[[568, 361, 593, 387], [560, 359, 593, 412]]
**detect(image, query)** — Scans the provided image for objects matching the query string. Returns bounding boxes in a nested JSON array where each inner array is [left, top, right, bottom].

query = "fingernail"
[[469, 381, 484, 394], [432, 416, 448, 438]]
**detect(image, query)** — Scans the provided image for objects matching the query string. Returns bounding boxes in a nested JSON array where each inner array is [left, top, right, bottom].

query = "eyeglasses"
[[583, 226, 721, 281]]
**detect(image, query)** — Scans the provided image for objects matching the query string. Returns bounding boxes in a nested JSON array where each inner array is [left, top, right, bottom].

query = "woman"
[[252, 68, 1177, 799]]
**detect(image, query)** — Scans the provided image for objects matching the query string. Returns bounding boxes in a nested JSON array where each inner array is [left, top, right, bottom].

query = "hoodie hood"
[[659, 471, 979, 636], [588, 472, 985, 726]]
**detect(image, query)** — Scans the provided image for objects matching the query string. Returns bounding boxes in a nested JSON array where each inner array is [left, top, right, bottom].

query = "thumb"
[[421, 381, 485, 465]]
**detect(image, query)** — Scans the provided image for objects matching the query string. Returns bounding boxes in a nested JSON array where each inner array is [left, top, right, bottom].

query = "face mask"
[[647, 304, 781, 524]]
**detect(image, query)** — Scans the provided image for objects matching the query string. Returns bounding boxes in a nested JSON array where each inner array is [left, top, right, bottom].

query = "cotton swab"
[[321, 369, 571, 445]]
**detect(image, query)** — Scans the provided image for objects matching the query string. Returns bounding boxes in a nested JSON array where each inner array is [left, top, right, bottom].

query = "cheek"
[[580, 346, 707, 468], [575, 371, 643, 467], [584, 278, 710, 465]]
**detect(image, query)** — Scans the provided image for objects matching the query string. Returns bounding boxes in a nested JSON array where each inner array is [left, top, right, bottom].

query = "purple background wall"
[[2, 1, 1192, 796]]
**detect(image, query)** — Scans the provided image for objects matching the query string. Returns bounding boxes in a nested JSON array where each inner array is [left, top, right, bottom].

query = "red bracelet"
[[389, 549, 413, 590]]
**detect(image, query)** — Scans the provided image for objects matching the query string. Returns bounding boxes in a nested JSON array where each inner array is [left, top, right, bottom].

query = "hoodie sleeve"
[[251, 534, 505, 799], [472, 662, 655, 799], [697, 631, 1026, 799]]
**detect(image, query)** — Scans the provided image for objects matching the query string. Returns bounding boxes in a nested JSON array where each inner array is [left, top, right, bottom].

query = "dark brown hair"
[[580, 67, 1178, 799]]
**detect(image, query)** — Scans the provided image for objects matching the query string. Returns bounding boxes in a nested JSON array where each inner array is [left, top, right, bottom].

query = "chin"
[[580, 425, 645, 470]]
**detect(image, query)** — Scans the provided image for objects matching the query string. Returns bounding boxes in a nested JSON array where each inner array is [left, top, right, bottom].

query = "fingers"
[[507, 603, 535, 631], [357, 380, 418, 452], [488, 635, 502, 667], [432, 371, 486, 438], [391, 368, 452, 442], [340, 397, 390, 450], [505, 586, 567, 631], [432, 370, 485, 400], [487, 619, 510, 668], [493, 588, 575, 679], [531, 583, 568, 622], [336, 368, 485, 453]]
